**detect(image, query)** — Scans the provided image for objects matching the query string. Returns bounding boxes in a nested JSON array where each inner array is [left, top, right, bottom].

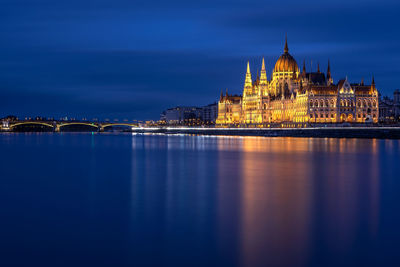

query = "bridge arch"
[[10, 122, 54, 129], [58, 122, 98, 128], [57, 122, 99, 131], [101, 123, 138, 129]]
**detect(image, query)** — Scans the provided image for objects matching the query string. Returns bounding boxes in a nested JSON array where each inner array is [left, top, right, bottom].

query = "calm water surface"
[[0, 133, 399, 267]]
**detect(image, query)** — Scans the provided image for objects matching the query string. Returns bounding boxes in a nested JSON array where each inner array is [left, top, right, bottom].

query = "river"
[[0, 133, 399, 266]]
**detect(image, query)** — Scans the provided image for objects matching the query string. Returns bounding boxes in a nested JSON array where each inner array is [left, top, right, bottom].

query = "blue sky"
[[1, 0, 399, 120]]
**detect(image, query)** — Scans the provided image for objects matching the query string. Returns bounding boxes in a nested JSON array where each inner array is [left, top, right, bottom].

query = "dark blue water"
[[1, 133, 399, 267]]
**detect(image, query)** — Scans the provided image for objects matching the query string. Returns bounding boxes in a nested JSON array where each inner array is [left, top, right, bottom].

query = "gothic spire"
[[371, 75, 376, 91], [256, 70, 260, 82], [244, 61, 252, 87], [371, 75, 376, 90], [327, 60, 332, 82], [261, 57, 266, 71], [317, 62, 320, 73], [303, 60, 306, 73], [260, 57, 267, 85]]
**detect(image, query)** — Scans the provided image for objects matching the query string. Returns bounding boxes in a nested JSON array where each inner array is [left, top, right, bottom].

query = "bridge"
[[1, 120, 139, 132]]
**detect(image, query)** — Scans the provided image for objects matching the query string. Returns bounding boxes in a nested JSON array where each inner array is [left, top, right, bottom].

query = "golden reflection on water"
[[128, 134, 387, 266], [239, 137, 313, 266], [215, 136, 381, 266]]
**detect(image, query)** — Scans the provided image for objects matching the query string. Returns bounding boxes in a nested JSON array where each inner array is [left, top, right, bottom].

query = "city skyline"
[[1, 0, 400, 120]]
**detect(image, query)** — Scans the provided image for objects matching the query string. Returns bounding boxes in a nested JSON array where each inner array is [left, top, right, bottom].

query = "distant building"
[[160, 103, 218, 126], [379, 89, 400, 123], [216, 37, 379, 126], [395, 89, 400, 104], [0, 115, 18, 122], [162, 106, 202, 125], [201, 103, 217, 124]]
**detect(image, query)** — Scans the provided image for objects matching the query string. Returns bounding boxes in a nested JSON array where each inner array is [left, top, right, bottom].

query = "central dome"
[[273, 38, 299, 73]]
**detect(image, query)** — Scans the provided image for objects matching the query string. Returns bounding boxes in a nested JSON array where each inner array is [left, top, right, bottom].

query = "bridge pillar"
[[98, 126, 104, 132], [54, 125, 60, 132]]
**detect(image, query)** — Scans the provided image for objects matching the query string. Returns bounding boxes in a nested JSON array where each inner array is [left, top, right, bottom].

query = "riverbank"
[[132, 127, 400, 139]]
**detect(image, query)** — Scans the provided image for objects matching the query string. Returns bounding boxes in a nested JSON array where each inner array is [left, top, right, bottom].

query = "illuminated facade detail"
[[216, 38, 379, 126], [217, 90, 242, 124]]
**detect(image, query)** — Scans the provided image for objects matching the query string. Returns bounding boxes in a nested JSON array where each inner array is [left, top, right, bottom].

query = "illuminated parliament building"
[[216, 38, 379, 126]]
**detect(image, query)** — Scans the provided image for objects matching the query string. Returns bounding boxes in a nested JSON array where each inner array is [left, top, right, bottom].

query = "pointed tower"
[[244, 61, 252, 88], [317, 62, 320, 73], [284, 34, 289, 54], [302, 60, 306, 73], [260, 57, 268, 85], [326, 60, 333, 85], [371, 75, 376, 92], [220, 89, 223, 101]]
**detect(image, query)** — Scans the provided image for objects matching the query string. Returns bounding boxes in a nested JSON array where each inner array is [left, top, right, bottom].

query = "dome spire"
[[284, 34, 289, 53]]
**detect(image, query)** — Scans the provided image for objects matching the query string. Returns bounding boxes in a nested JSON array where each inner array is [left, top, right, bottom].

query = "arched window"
[[310, 100, 313, 107], [357, 100, 361, 107], [363, 100, 367, 108], [373, 100, 377, 107], [325, 100, 329, 107], [330, 100, 335, 107], [368, 101, 372, 108], [284, 83, 289, 93], [340, 100, 344, 107]]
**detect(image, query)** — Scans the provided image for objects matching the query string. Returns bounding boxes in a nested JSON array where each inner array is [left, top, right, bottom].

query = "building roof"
[[309, 84, 338, 95], [300, 72, 326, 85], [273, 37, 299, 73]]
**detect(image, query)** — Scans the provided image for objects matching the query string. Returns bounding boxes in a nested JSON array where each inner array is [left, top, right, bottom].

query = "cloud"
[[0, 0, 399, 119]]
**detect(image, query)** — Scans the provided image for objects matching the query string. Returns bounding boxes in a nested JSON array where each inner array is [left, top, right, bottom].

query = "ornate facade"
[[216, 38, 379, 126]]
